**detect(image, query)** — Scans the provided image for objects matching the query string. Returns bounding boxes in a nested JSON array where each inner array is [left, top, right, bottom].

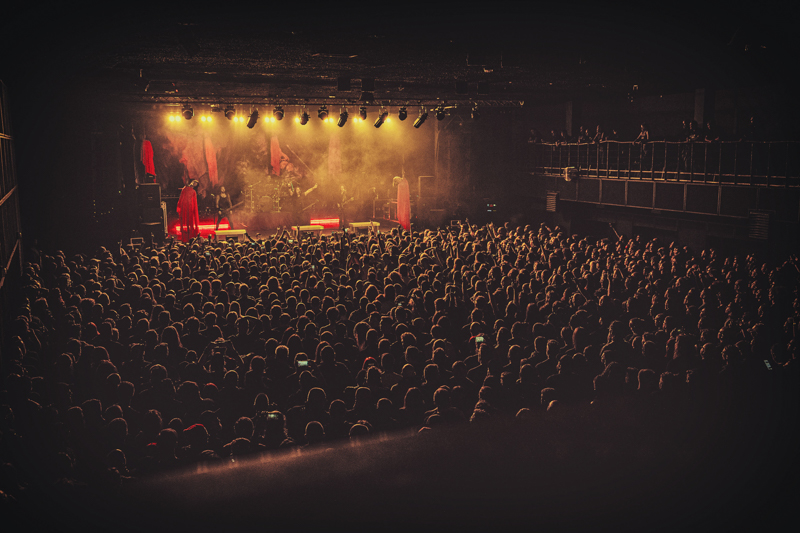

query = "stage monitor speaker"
[[418, 175, 436, 198], [138, 183, 161, 209]]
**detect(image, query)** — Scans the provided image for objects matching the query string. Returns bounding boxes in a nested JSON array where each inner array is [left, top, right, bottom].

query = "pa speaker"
[[138, 183, 161, 209]]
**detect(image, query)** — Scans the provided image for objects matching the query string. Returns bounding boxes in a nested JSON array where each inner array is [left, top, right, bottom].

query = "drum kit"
[[243, 173, 302, 212]]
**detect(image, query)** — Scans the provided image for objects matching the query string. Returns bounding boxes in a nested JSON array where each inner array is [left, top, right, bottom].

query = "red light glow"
[[168, 218, 231, 237], [310, 218, 340, 228]]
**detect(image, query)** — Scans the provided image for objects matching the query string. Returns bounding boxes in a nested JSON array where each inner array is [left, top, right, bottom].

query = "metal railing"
[[529, 140, 800, 187]]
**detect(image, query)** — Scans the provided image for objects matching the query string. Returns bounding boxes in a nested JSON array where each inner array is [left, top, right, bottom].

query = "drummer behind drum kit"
[[244, 175, 315, 213]]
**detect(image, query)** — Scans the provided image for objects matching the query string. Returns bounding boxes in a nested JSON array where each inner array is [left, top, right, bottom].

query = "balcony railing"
[[529, 141, 800, 187]]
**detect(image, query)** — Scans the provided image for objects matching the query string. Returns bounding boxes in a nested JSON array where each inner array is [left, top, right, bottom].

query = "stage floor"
[[165, 212, 403, 240]]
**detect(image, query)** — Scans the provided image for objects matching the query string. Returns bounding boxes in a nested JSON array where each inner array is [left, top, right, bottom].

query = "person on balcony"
[[527, 129, 543, 144], [687, 120, 701, 142], [634, 123, 650, 144], [703, 121, 720, 142], [741, 116, 760, 142], [592, 125, 606, 143], [634, 123, 650, 154], [680, 120, 701, 172], [593, 125, 607, 166]]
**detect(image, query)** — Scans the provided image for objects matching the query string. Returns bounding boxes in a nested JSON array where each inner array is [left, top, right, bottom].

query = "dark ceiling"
[[2, 2, 799, 114]]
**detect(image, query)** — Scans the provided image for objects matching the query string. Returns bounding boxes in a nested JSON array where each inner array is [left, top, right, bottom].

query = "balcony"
[[529, 140, 800, 187], [525, 141, 800, 220]]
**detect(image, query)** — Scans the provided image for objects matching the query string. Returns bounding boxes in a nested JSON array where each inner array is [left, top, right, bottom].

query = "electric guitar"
[[337, 197, 354, 209], [217, 200, 244, 217]]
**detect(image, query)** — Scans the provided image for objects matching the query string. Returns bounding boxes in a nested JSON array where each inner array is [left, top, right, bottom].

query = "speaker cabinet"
[[138, 183, 161, 209]]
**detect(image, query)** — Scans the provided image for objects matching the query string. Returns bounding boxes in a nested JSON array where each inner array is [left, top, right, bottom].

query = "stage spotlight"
[[246, 110, 259, 129], [374, 110, 388, 128], [182, 105, 194, 120], [225, 106, 235, 120], [273, 106, 284, 121], [299, 111, 310, 125], [471, 106, 480, 120], [359, 106, 367, 120], [413, 109, 428, 128], [318, 106, 328, 120], [435, 105, 446, 121], [338, 109, 348, 127], [398, 107, 408, 121]]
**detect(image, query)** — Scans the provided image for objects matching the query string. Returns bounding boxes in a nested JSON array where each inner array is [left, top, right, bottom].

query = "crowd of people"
[[1, 220, 798, 518]]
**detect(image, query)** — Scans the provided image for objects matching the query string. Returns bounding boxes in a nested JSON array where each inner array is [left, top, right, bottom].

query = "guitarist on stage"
[[338, 184, 355, 231], [215, 186, 234, 230]]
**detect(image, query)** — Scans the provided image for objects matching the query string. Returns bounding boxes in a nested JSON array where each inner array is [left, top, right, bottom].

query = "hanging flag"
[[271, 135, 282, 176], [204, 134, 218, 186], [396, 176, 411, 231], [141, 139, 156, 177]]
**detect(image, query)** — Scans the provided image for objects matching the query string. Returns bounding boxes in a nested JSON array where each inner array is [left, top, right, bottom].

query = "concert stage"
[[165, 213, 403, 240]]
